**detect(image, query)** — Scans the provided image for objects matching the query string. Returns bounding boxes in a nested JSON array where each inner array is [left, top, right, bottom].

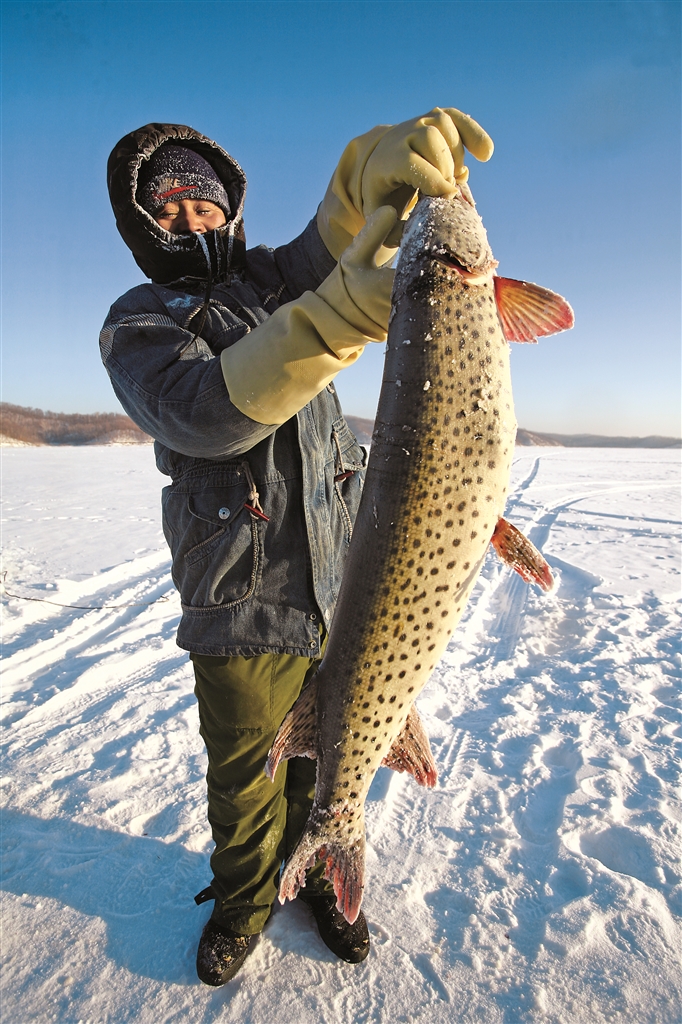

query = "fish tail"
[[279, 805, 366, 924]]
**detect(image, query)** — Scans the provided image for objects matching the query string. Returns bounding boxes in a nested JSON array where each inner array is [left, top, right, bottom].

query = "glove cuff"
[[221, 291, 376, 425], [316, 124, 392, 260]]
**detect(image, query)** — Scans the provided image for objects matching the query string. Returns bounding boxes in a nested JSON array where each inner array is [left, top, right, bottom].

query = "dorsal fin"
[[494, 276, 574, 343]]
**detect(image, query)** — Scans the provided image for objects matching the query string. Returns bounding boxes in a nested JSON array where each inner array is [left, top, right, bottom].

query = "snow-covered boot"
[[298, 890, 370, 963], [195, 917, 253, 986]]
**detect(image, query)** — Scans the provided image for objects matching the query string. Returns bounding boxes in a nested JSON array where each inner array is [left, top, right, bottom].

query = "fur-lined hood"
[[107, 123, 247, 285]]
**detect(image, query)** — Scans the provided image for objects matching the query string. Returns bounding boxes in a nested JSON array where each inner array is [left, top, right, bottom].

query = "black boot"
[[194, 885, 255, 986], [298, 890, 370, 963], [196, 918, 253, 986]]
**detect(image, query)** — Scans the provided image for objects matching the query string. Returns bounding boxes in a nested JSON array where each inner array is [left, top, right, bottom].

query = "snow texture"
[[1, 446, 681, 1024]]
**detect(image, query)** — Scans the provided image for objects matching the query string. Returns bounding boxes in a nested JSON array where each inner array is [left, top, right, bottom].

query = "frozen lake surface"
[[1, 446, 680, 1023]]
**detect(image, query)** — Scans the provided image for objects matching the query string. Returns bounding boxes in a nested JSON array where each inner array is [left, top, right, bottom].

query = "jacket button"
[[308, 640, 316, 648], [218, 507, 230, 520], [310, 613, 317, 621]]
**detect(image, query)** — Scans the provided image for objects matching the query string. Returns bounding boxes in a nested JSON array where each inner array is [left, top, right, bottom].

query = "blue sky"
[[1, 0, 680, 435]]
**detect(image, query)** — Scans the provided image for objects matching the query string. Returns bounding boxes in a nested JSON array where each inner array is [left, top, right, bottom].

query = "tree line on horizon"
[[0, 403, 151, 445], [0, 402, 679, 448]]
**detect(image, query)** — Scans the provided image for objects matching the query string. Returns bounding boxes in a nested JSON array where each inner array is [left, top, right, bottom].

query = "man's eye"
[[197, 208, 213, 215]]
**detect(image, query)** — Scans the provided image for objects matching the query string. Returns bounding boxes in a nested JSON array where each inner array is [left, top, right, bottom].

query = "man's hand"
[[362, 108, 494, 216], [318, 107, 493, 260], [328, 206, 398, 332], [221, 208, 398, 426]]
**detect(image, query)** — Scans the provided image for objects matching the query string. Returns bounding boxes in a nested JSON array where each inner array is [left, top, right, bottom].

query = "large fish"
[[266, 183, 573, 924]]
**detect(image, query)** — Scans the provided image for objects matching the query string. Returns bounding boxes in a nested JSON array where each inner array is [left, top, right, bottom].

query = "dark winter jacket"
[[101, 123, 366, 657]]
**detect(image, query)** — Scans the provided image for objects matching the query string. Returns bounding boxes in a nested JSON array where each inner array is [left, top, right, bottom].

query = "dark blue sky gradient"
[[2, 1, 680, 434]]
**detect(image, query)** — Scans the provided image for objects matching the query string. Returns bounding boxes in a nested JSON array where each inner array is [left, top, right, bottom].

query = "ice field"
[[1, 445, 680, 1024]]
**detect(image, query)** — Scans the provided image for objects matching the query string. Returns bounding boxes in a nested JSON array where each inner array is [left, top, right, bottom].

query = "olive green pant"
[[191, 650, 329, 935]]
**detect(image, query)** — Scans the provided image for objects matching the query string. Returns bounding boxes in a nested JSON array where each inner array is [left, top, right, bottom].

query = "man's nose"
[[173, 212, 206, 234]]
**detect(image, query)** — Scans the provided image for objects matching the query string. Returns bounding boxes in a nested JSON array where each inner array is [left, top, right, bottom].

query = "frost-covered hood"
[[107, 123, 247, 286]]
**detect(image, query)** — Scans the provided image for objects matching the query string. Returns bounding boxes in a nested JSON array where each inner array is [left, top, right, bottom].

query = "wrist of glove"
[[318, 106, 493, 260], [317, 124, 394, 262], [317, 205, 396, 340], [221, 208, 396, 425]]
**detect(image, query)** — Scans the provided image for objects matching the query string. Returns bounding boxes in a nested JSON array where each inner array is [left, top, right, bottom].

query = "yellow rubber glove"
[[221, 207, 398, 426], [318, 107, 494, 260], [317, 205, 396, 335]]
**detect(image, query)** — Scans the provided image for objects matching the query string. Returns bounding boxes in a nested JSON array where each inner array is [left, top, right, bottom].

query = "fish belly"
[[317, 264, 515, 799]]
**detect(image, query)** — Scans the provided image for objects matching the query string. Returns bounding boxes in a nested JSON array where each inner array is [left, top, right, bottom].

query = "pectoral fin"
[[382, 705, 437, 788], [494, 276, 574, 343], [265, 676, 319, 780], [491, 517, 555, 592]]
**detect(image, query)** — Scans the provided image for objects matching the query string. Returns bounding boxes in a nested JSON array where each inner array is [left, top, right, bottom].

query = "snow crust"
[[2, 446, 681, 1023]]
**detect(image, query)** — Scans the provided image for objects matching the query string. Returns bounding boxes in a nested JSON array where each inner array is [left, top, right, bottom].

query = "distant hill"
[[345, 416, 375, 445], [1, 403, 151, 446], [515, 428, 563, 447], [1, 404, 679, 449], [515, 429, 681, 449], [347, 416, 680, 449]]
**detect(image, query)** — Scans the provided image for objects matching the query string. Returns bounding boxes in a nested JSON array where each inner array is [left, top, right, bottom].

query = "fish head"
[[399, 185, 498, 286]]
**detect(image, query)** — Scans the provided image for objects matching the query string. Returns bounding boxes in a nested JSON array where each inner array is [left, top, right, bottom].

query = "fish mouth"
[[433, 253, 498, 284]]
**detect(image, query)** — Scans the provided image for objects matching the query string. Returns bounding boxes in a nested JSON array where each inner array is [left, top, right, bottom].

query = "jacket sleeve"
[[100, 286, 277, 460], [99, 220, 335, 460]]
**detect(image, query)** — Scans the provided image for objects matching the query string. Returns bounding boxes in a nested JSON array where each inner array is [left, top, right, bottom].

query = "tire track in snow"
[[2, 579, 176, 693], [2, 553, 177, 719], [1, 548, 190, 839], [483, 462, 669, 659], [438, 726, 468, 784], [507, 455, 542, 503], [438, 459, 681, 956], [2, 549, 173, 651], [2, 447, 680, 1024], [367, 768, 429, 854]]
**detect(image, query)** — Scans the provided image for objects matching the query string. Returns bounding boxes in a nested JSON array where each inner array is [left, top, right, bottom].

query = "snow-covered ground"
[[1, 446, 680, 1024]]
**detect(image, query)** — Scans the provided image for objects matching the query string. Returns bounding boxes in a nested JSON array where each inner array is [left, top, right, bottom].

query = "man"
[[102, 109, 493, 985]]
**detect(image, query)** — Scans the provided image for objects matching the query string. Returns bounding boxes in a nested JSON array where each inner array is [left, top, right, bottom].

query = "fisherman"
[[102, 109, 493, 986]]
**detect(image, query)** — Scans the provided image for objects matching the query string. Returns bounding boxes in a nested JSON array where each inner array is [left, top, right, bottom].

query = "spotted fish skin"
[[273, 186, 565, 924]]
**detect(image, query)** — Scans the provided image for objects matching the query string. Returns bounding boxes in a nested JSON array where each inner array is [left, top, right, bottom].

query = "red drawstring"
[[244, 503, 269, 521], [241, 461, 270, 521]]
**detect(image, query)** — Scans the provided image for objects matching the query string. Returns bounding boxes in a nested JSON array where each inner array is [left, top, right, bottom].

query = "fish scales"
[[269, 184, 570, 924], [312, 196, 515, 810]]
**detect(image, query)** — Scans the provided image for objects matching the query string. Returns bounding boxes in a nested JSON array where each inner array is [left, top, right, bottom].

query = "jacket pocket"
[[163, 472, 264, 610]]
